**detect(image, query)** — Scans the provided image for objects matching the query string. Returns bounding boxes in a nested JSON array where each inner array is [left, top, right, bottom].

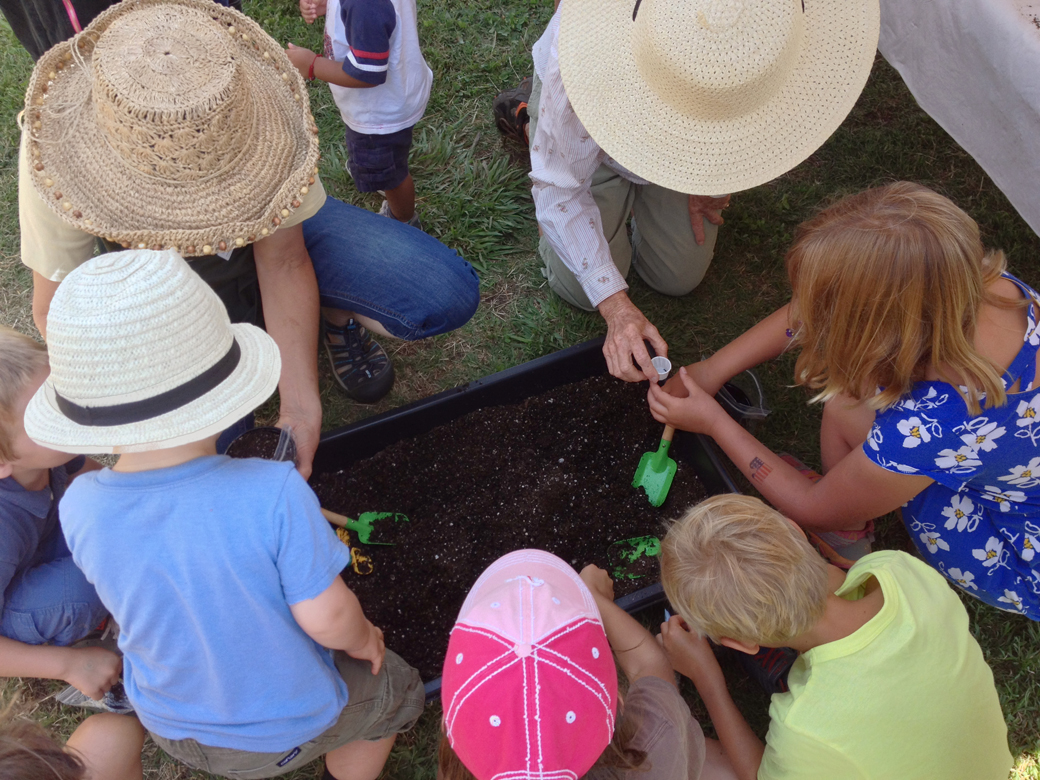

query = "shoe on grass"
[[492, 77, 532, 146], [56, 681, 135, 715], [378, 199, 422, 230], [323, 318, 395, 404]]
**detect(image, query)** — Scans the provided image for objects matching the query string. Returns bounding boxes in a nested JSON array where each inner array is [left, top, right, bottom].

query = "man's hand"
[[598, 291, 668, 383], [648, 366, 725, 435], [298, 0, 327, 23], [579, 564, 614, 602], [659, 615, 725, 694], [347, 621, 386, 675], [277, 397, 321, 481], [63, 647, 122, 701], [286, 43, 317, 80], [688, 194, 730, 246]]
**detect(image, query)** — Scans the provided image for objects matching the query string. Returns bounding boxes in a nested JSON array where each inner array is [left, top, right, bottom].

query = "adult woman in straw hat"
[[18, 0, 479, 478], [517, 0, 878, 383]]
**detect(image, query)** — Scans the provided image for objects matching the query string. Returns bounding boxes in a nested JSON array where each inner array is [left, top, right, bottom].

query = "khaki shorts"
[[150, 649, 424, 779]]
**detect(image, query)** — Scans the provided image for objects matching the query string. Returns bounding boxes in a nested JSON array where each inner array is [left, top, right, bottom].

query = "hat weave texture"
[[559, 0, 880, 194], [25, 249, 281, 454], [24, 0, 320, 254]]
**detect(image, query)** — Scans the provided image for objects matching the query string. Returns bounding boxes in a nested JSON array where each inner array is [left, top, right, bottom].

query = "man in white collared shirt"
[[527, 8, 728, 383]]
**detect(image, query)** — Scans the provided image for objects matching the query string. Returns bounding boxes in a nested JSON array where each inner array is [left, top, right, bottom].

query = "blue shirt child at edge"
[[60, 455, 352, 752]]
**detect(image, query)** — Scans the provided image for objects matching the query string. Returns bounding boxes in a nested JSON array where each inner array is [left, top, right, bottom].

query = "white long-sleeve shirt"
[[529, 10, 649, 308]]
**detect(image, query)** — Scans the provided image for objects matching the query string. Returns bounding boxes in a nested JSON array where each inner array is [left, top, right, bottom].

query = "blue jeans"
[[0, 530, 107, 646], [303, 196, 480, 340]]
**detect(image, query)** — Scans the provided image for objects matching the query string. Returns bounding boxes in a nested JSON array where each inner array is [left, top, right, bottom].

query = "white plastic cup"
[[651, 356, 672, 383]]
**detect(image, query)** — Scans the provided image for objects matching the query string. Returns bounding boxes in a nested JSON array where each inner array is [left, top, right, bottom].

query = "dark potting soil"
[[226, 427, 297, 462], [310, 374, 707, 681]]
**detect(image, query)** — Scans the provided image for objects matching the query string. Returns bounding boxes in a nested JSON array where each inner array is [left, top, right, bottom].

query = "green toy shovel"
[[321, 508, 409, 546], [633, 424, 677, 507], [633, 355, 677, 506]]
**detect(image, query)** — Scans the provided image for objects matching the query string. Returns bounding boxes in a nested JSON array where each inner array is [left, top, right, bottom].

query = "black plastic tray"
[[312, 337, 740, 699]]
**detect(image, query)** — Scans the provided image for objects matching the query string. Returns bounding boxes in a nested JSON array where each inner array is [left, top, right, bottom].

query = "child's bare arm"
[[580, 565, 675, 686], [660, 618, 763, 780], [290, 576, 386, 674], [0, 637, 121, 699], [285, 45, 378, 89], [665, 304, 794, 398]]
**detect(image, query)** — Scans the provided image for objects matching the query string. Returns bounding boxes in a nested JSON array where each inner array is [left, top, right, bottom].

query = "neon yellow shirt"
[[758, 551, 1012, 780]]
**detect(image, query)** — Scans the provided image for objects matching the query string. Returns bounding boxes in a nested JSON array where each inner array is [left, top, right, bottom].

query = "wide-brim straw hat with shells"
[[25, 249, 282, 453], [558, 0, 880, 195], [23, 0, 319, 255]]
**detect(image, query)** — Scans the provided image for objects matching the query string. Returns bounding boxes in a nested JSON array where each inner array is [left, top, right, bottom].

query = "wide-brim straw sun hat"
[[558, 0, 880, 195], [23, 0, 319, 255], [25, 249, 282, 454]]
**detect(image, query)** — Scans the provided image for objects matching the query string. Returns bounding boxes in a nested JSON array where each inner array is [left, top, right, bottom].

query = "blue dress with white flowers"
[[865, 274, 1040, 620]]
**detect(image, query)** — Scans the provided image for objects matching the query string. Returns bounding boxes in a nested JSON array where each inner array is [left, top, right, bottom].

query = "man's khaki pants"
[[529, 73, 719, 311]]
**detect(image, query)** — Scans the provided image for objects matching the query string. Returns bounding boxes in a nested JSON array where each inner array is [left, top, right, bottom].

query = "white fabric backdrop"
[[879, 0, 1040, 237]]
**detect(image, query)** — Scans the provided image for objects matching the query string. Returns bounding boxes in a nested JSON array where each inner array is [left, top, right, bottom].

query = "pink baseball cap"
[[442, 549, 618, 780]]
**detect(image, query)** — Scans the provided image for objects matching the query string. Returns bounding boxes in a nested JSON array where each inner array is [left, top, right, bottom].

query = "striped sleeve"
[[340, 0, 396, 85]]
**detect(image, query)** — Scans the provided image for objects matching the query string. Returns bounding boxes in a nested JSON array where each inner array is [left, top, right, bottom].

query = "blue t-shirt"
[[61, 456, 353, 751], [0, 456, 84, 616]]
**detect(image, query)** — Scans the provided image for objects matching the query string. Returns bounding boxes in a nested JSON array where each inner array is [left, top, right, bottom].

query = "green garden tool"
[[632, 425, 677, 506], [321, 508, 409, 546], [633, 356, 677, 506], [608, 536, 662, 581]]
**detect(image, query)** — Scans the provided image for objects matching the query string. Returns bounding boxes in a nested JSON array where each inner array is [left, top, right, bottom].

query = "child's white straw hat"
[[25, 249, 281, 454], [23, 0, 319, 255], [558, 0, 880, 194]]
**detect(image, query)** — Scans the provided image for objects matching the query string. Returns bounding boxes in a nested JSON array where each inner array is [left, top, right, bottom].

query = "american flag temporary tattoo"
[[750, 457, 772, 482]]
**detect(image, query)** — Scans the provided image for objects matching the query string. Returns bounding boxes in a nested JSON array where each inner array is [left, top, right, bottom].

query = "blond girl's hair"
[[0, 327, 49, 463], [786, 181, 1012, 415], [660, 495, 830, 646]]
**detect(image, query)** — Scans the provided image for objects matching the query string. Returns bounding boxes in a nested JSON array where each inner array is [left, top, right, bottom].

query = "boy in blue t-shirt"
[[0, 327, 116, 701], [25, 249, 424, 780]]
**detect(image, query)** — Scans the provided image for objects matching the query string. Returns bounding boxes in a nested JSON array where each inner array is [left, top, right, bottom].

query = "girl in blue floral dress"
[[647, 182, 1040, 619]]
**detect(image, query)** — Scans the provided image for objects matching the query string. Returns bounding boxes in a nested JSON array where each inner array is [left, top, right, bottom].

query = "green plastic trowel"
[[632, 424, 677, 507], [633, 355, 678, 506], [321, 508, 409, 546]]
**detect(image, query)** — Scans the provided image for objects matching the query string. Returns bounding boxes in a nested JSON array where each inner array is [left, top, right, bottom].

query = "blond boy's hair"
[[0, 327, 49, 463], [786, 181, 1013, 415], [661, 494, 830, 646]]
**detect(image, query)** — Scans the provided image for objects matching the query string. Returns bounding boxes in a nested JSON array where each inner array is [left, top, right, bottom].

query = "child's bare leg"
[[324, 735, 396, 780], [384, 174, 415, 222], [66, 713, 145, 780], [820, 393, 876, 474], [700, 737, 740, 779]]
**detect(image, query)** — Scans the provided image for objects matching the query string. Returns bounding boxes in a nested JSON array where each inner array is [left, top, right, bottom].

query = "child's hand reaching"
[[648, 366, 724, 435], [298, 0, 327, 24], [286, 43, 318, 81], [347, 621, 386, 675], [659, 616, 726, 695], [64, 646, 122, 701], [579, 564, 615, 602]]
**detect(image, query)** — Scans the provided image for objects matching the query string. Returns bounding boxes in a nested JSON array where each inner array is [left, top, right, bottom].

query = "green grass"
[[2, 0, 1040, 776]]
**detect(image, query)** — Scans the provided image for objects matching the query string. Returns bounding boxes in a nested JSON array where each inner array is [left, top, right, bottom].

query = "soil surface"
[[310, 375, 707, 681]]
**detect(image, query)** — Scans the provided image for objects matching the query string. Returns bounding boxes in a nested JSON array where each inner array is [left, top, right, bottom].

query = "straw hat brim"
[[24, 322, 281, 454], [23, 0, 319, 254], [558, 0, 880, 195]]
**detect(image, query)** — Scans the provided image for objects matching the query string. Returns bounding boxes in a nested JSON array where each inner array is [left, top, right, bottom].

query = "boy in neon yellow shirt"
[[659, 494, 1012, 780]]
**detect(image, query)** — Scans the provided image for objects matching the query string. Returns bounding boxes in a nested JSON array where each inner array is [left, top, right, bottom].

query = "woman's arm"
[[648, 368, 934, 531], [252, 224, 323, 480], [580, 565, 675, 686]]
